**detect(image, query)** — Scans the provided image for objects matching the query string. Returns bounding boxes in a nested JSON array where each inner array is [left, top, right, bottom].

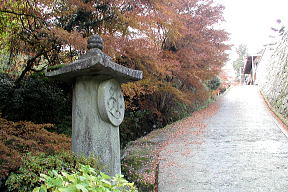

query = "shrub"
[[120, 86, 193, 148], [2, 76, 70, 124], [33, 164, 137, 192], [0, 117, 71, 180], [206, 76, 221, 90], [51, 115, 73, 136], [120, 101, 191, 148], [6, 153, 102, 192], [0, 73, 14, 111], [120, 110, 157, 148], [0, 74, 73, 136], [148, 89, 193, 125]]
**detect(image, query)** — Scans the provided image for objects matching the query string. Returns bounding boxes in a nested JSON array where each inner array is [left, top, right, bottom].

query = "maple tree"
[[0, 0, 230, 136], [0, 0, 139, 85], [116, 0, 230, 121]]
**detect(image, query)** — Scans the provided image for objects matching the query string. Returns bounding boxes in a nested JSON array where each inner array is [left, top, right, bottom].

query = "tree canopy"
[[0, 0, 230, 116], [232, 44, 248, 78]]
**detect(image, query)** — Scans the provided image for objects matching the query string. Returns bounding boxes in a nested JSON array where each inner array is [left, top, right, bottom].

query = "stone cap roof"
[[45, 34, 143, 83]]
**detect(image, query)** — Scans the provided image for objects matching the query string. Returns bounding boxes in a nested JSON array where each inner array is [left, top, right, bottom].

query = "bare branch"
[[0, 9, 37, 18]]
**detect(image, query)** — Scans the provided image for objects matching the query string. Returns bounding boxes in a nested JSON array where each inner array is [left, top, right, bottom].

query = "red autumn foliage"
[[0, 0, 230, 143], [0, 0, 229, 89], [0, 118, 71, 179]]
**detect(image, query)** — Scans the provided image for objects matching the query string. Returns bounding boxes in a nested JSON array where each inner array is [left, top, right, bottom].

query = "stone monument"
[[46, 35, 143, 176]]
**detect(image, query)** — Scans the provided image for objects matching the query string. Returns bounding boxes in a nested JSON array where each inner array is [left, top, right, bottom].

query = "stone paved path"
[[158, 86, 288, 192]]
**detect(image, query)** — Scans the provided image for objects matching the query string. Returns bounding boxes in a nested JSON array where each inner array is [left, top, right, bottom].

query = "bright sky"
[[221, 0, 287, 54], [216, 0, 288, 74]]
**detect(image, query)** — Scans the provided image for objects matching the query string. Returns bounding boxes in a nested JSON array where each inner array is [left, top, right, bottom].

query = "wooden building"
[[243, 56, 261, 85]]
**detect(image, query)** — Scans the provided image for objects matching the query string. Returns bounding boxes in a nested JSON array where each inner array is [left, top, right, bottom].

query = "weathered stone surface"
[[46, 35, 142, 83], [46, 53, 142, 83], [98, 79, 125, 127], [72, 77, 121, 176], [256, 32, 288, 118], [87, 34, 104, 50]]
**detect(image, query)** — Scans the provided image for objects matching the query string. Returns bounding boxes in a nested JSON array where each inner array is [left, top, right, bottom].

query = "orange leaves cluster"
[[1, 0, 230, 122], [1, 0, 230, 86], [0, 117, 71, 178], [103, 0, 230, 95], [48, 28, 87, 50], [122, 79, 158, 110]]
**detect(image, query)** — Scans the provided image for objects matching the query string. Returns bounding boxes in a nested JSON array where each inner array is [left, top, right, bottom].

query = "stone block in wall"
[[257, 31, 288, 118]]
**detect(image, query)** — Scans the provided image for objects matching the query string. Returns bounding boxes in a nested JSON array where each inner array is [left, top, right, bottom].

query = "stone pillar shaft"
[[72, 77, 121, 176]]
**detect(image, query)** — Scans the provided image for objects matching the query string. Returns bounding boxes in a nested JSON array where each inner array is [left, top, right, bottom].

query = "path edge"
[[259, 89, 288, 138]]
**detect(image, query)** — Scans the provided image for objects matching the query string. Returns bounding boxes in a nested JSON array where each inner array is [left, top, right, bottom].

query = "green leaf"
[[67, 174, 76, 182], [33, 187, 40, 192], [100, 172, 111, 180], [40, 174, 49, 179], [76, 184, 88, 192], [52, 170, 59, 176], [58, 187, 73, 192], [79, 176, 86, 181], [61, 171, 68, 177], [39, 186, 48, 192], [32, 164, 137, 192]]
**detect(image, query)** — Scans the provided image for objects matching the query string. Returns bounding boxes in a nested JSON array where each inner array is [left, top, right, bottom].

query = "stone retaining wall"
[[256, 32, 288, 119]]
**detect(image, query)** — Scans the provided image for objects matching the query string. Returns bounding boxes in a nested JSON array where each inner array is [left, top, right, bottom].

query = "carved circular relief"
[[98, 79, 125, 126]]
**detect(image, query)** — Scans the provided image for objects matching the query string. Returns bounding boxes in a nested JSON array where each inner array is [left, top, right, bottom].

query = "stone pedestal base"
[[72, 76, 121, 176]]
